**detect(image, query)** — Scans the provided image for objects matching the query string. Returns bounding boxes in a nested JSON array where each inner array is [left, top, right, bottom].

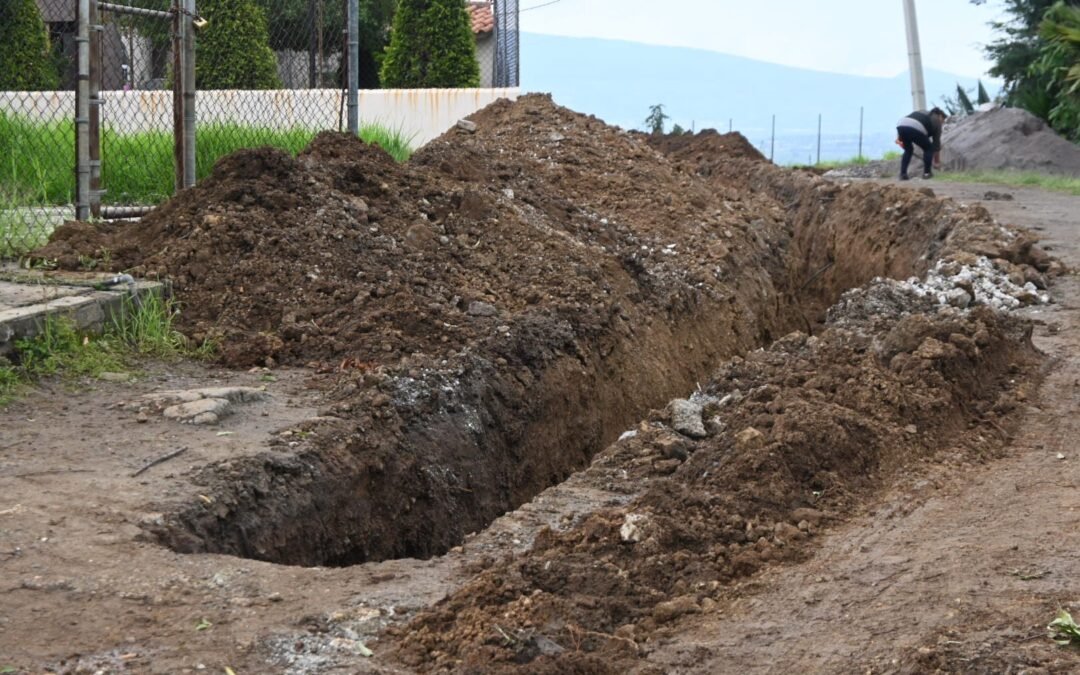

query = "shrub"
[[0, 0, 61, 90], [381, 0, 479, 88], [196, 0, 282, 90]]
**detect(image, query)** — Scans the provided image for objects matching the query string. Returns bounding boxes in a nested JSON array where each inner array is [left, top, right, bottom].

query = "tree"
[[381, 0, 479, 88], [196, 0, 282, 89], [1036, 2, 1080, 139], [644, 104, 669, 135], [0, 0, 61, 90], [970, 0, 1080, 138], [258, 0, 397, 88]]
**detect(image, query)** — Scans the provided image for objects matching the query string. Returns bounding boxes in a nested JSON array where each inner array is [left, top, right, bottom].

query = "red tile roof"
[[466, 1, 495, 35]]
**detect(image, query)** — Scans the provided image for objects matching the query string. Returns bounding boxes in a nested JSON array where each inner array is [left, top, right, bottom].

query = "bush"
[[0, 0, 61, 90], [196, 0, 282, 90], [381, 0, 479, 88]]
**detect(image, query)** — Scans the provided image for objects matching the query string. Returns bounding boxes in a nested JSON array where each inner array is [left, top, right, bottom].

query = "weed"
[[0, 291, 215, 406], [110, 292, 189, 358], [1048, 609, 1080, 646]]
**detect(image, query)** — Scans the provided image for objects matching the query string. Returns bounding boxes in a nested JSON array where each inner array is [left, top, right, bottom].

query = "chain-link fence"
[[1, 0, 78, 257], [1, 0, 521, 260]]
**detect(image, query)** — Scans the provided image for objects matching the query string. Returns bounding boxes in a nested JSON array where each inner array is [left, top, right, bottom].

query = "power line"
[[521, 0, 564, 12]]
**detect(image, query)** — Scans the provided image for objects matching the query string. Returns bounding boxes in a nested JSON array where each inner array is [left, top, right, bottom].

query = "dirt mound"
[[384, 302, 1040, 674], [942, 107, 1080, 176], [644, 128, 767, 170], [31, 93, 1052, 587]]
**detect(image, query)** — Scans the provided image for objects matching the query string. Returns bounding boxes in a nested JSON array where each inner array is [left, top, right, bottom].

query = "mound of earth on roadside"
[[643, 128, 768, 172], [942, 106, 1080, 176]]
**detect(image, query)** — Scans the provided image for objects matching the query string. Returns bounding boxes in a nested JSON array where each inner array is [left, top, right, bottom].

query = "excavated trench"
[[146, 163, 972, 568]]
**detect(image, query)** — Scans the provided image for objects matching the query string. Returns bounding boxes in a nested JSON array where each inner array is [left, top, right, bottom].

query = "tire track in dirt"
[[643, 181, 1080, 674]]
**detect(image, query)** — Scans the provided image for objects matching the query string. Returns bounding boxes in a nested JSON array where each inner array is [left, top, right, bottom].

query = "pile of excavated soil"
[[643, 129, 767, 167], [384, 299, 1040, 674], [942, 107, 1080, 176], [30, 94, 1055, 629]]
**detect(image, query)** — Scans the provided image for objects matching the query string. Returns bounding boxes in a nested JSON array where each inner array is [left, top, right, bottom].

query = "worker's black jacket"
[[904, 110, 943, 151]]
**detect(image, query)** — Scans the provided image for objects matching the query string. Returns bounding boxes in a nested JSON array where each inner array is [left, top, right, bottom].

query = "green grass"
[[936, 169, 1080, 196], [0, 291, 212, 405], [0, 111, 415, 207], [789, 149, 902, 170], [811, 155, 871, 170]]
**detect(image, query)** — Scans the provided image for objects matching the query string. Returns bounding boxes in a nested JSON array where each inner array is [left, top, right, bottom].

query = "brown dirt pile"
[[33, 94, 1052, 583], [36, 98, 789, 371], [643, 128, 767, 166], [383, 302, 1040, 674], [124, 94, 820, 567]]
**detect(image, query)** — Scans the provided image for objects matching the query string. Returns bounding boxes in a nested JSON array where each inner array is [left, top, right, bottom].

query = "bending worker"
[[896, 107, 947, 180]]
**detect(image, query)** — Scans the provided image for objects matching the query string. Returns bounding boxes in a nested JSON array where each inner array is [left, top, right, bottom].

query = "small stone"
[[136, 413, 149, 424], [668, 399, 707, 438], [467, 301, 498, 317], [620, 513, 647, 543], [904, 424, 918, 434], [456, 119, 477, 133], [791, 507, 825, 525], [163, 397, 231, 423], [734, 426, 765, 450], [652, 595, 701, 623]]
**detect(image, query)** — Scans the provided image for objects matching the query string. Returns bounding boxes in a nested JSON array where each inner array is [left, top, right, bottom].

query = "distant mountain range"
[[520, 33, 996, 164]]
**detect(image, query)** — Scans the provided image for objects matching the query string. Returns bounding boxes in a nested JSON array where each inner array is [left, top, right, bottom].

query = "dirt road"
[[644, 180, 1080, 674]]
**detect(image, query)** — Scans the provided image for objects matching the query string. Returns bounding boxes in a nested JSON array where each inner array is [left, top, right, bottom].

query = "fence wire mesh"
[[1, 0, 77, 257], [2, 0, 521, 260]]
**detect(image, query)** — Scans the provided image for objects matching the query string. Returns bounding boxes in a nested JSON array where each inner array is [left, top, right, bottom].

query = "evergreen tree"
[[0, 0, 61, 90], [197, 0, 282, 89], [381, 0, 479, 88]]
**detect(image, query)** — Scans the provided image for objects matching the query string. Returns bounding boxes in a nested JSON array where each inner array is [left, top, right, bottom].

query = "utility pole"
[[902, 0, 927, 111]]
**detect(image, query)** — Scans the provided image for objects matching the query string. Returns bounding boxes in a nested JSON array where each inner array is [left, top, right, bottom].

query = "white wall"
[[0, 87, 520, 147]]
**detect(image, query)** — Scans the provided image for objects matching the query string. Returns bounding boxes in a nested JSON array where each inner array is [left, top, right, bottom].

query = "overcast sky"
[[520, 0, 1006, 79]]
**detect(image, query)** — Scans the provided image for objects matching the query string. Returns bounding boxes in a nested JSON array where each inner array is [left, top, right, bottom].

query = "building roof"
[[466, 1, 495, 36]]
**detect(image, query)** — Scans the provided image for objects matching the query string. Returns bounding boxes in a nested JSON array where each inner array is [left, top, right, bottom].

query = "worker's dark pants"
[[897, 126, 934, 176]]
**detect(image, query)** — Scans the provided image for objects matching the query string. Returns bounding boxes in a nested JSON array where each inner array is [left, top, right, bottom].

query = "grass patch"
[[812, 155, 871, 170], [0, 111, 415, 207], [936, 169, 1080, 196], [0, 291, 212, 405]]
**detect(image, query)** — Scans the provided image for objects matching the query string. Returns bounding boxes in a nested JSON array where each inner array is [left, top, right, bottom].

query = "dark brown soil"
[[382, 304, 1041, 674]]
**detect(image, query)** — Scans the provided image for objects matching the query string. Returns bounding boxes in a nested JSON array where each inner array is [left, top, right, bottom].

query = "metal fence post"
[[183, 0, 196, 188], [859, 106, 864, 159], [347, 0, 359, 134], [89, 0, 103, 217], [76, 0, 91, 221], [816, 113, 822, 165], [172, 0, 184, 192], [770, 114, 775, 162]]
